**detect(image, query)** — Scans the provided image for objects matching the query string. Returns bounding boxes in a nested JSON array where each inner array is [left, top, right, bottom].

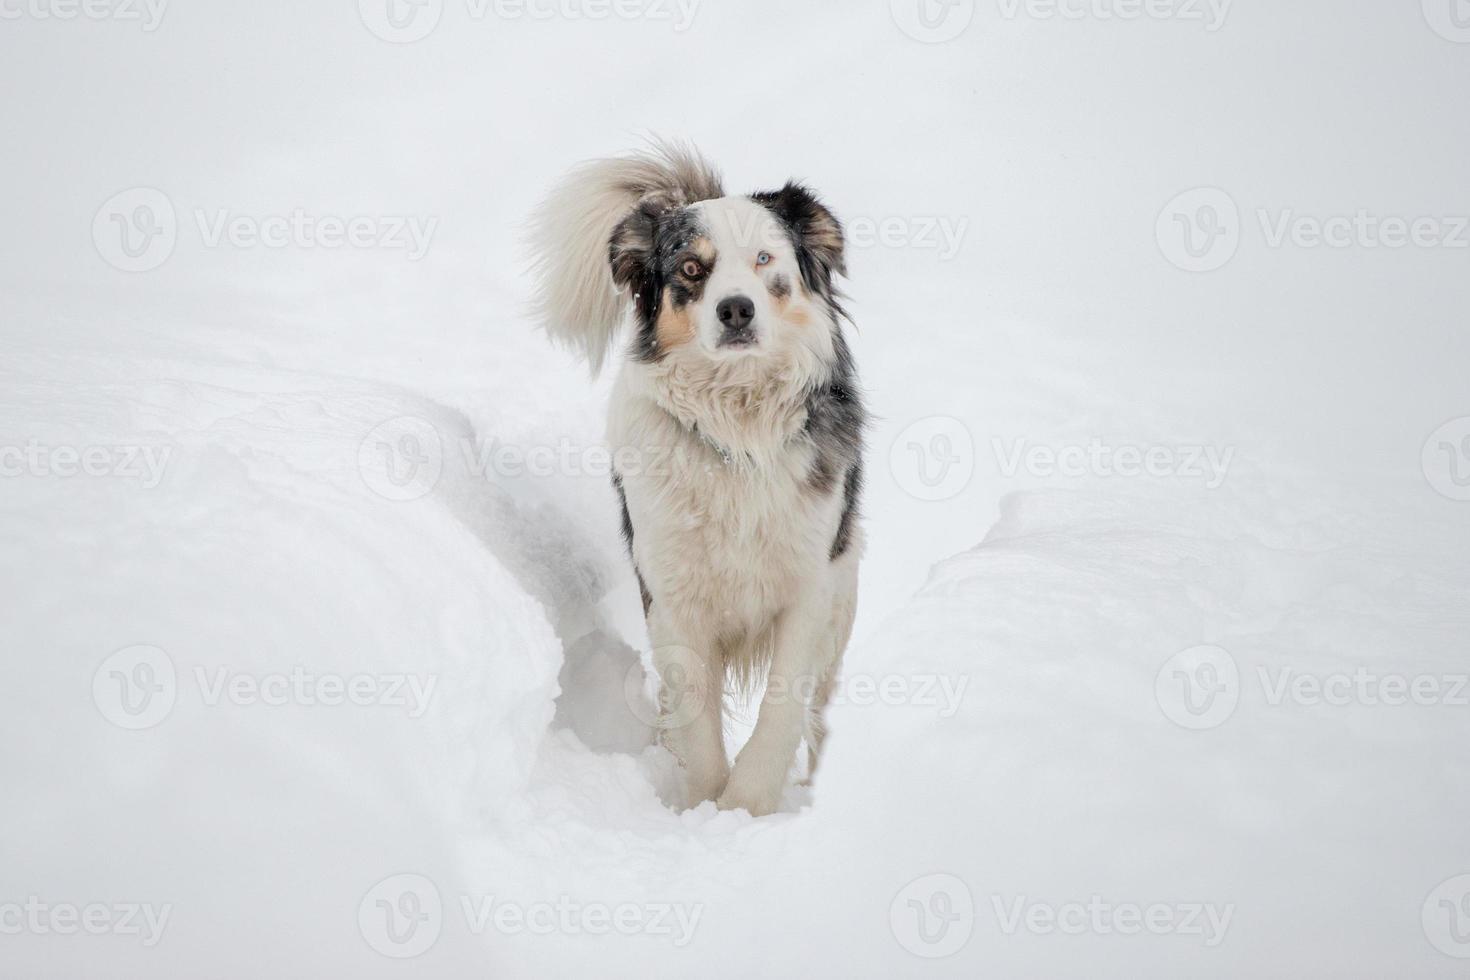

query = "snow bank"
[[0, 343, 564, 977]]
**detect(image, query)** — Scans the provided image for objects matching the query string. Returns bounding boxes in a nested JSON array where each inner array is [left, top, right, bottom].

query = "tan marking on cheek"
[[656, 289, 696, 349], [784, 304, 814, 327], [765, 275, 815, 328]]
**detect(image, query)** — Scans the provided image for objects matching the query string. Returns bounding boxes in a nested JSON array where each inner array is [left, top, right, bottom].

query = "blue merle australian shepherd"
[[529, 140, 865, 816]]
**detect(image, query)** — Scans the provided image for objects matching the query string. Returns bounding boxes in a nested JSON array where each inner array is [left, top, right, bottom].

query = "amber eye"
[[681, 259, 704, 279], [756, 251, 773, 266]]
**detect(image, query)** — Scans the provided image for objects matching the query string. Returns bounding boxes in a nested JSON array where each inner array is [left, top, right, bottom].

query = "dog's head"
[[607, 183, 847, 367]]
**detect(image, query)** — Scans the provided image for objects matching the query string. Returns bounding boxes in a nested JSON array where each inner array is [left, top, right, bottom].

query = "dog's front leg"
[[648, 610, 728, 808], [718, 590, 833, 817]]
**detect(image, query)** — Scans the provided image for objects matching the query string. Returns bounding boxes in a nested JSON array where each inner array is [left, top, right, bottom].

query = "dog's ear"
[[608, 199, 662, 298], [753, 182, 847, 295]]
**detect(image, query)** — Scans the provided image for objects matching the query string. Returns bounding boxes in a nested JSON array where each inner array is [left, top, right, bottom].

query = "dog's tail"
[[528, 138, 724, 374]]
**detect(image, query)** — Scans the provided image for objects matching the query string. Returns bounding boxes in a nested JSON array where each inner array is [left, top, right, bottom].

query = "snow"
[[3, 1, 1469, 977]]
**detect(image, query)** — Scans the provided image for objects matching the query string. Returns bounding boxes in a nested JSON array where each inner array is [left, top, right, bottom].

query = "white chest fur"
[[608, 366, 846, 642]]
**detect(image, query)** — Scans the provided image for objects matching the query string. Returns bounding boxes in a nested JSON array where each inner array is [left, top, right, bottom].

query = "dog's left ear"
[[752, 182, 847, 295], [608, 199, 661, 297]]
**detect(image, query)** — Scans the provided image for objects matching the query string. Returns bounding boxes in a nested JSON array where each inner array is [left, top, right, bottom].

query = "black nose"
[[717, 295, 755, 333]]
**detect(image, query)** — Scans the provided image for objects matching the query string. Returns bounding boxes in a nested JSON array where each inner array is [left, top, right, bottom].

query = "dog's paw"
[[677, 763, 730, 811], [684, 779, 727, 810], [715, 782, 781, 818]]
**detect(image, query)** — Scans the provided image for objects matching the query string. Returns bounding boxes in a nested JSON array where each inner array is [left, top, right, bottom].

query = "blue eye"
[[757, 251, 773, 266]]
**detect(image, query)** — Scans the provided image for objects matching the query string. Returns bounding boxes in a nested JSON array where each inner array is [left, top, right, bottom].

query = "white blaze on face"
[[689, 197, 796, 354]]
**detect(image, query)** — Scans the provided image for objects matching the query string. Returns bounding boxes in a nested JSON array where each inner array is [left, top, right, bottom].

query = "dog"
[[529, 140, 865, 816]]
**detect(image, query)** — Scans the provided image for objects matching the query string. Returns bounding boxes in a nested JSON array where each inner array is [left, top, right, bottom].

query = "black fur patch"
[[609, 203, 716, 364], [830, 462, 863, 561], [769, 273, 792, 301], [802, 328, 867, 560], [612, 472, 653, 616], [807, 452, 837, 495]]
